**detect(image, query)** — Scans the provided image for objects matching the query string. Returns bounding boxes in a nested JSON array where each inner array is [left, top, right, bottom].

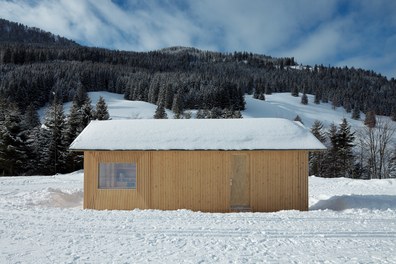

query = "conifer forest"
[[0, 18, 395, 177]]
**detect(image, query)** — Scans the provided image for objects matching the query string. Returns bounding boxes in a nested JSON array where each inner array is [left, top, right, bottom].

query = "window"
[[98, 163, 136, 189]]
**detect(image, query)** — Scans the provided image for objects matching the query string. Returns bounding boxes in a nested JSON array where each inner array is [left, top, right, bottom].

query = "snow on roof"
[[69, 118, 326, 151]]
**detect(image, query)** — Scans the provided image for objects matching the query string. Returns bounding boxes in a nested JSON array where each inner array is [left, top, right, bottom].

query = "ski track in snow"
[[1, 172, 396, 263]]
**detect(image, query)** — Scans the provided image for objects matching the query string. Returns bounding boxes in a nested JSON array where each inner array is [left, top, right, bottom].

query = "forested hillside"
[[0, 18, 396, 176], [1, 18, 395, 119]]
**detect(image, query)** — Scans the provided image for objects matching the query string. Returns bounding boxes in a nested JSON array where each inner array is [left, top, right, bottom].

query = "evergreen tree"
[[43, 99, 68, 174], [322, 123, 340, 178], [66, 99, 84, 144], [351, 106, 361, 120], [196, 109, 208, 119], [154, 102, 168, 119], [314, 92, 321, 104], [253, 88, 259, 99], [183, 111, 192, 119], [309, 121, 326, 177], [0, 104, 29, 175], [23, 104, 41, 129], [364, 110, 376, 128], [95, 96, 110, 120], [301, 92, 308, 105], [233, 110, 243, 118], [336, 118, 355, 178], [322, 120, 356, 178], [258, 93, 265, 101], [21, 105, 41, 174], [210, 107, 223, 119], [391, 107, 396, 122], [311, 120, 326, 143], [64, 99, 84, 172], [73, 84, 89, 107], [171, 92, 183, 117], [264, 83, 272, 95], [291, 86, 299, 97], [35, 126, 52, 175], [80, 98, 95, 127]]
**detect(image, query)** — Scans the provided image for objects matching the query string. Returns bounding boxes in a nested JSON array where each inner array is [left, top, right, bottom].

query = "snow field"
[[15, 91, 396, 262], [1, 173, 396, 263]]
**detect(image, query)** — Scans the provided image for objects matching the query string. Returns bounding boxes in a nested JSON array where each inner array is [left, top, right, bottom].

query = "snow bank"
[[310, 195, 396, 211]]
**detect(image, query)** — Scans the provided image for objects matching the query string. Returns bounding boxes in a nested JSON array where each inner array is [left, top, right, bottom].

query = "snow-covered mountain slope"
[[0, 172, 395, 263], [243, 93, 365, 128], [40, 91, 395, 133], [38, 91, 173, 121]]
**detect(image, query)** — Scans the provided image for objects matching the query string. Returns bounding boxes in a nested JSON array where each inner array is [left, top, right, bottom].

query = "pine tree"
[[253, 88, 259, 99], [81, 98, 95, 127], [0, 104, 29, 175], [391, 107, 396, 122], [311, 120, 326, 143], [210, 107, 223, 119], [95, 96, 110, 120], [309, 121, 326, 177], [21, 105, 41, 174], [154, 102, 168, 119], [291, 86, 299, 97], [183, 111, 192, 119], [196, 109, 207, 119], [43, 99, 68, 174], [23, 104, 40, 129], [322, 123, 340, 178], [336, 118, 355, 178], [258, 93, 265, 101], [351, 106, 361, 120], [264, 83, 272, 95], [301, 92, 308, 105], [309, 120, 326, 177], [171, 93, 183, 117], [64, 100, 84, 172], [364, 110, 376, 128], [73, 84, 89, 107], [322, 120, 356, 178], [35, 126, 52, 175], [314, 92, 321, 104], [233, 110, 243, 118]]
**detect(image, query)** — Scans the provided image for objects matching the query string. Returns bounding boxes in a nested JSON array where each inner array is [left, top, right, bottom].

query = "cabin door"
[[230, 154, 250, 210]]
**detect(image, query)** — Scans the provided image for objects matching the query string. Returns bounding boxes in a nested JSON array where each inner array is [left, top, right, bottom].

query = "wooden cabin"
[[70, 118, 326, 212]]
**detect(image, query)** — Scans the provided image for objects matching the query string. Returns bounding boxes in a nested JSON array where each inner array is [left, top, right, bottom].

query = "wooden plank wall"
[[83, 151, 150, 210], [250, 150, 308, 211], [84, 150, 309, 212], [150, 151, 229, 212]]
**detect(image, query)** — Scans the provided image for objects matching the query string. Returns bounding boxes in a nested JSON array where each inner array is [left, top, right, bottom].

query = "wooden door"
[[230, 154, 250, 209]]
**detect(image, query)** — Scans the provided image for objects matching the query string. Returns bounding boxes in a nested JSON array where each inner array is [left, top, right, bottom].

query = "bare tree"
[[358, 117, 395, 179]]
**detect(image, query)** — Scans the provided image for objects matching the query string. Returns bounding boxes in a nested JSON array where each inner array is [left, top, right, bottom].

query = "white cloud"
[[0, 0, 394, 78]]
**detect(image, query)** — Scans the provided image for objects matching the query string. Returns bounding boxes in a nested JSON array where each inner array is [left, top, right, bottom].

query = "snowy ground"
[[18, 92, 396, 262], [1, 173, 395, 263]]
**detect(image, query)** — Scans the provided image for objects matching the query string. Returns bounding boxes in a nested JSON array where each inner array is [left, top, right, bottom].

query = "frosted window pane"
[[98, 163, 136, 189]]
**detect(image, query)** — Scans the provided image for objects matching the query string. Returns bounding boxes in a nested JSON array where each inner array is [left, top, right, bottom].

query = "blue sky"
[[1, 0, 395, 78]]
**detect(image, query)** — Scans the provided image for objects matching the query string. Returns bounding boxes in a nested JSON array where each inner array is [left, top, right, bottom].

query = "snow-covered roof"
[[69, 118, 326, 151]]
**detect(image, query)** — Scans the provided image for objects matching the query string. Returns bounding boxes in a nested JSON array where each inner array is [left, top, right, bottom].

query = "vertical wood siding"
[[84, 150, 309, 212], [250, 150, 308, 211]]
